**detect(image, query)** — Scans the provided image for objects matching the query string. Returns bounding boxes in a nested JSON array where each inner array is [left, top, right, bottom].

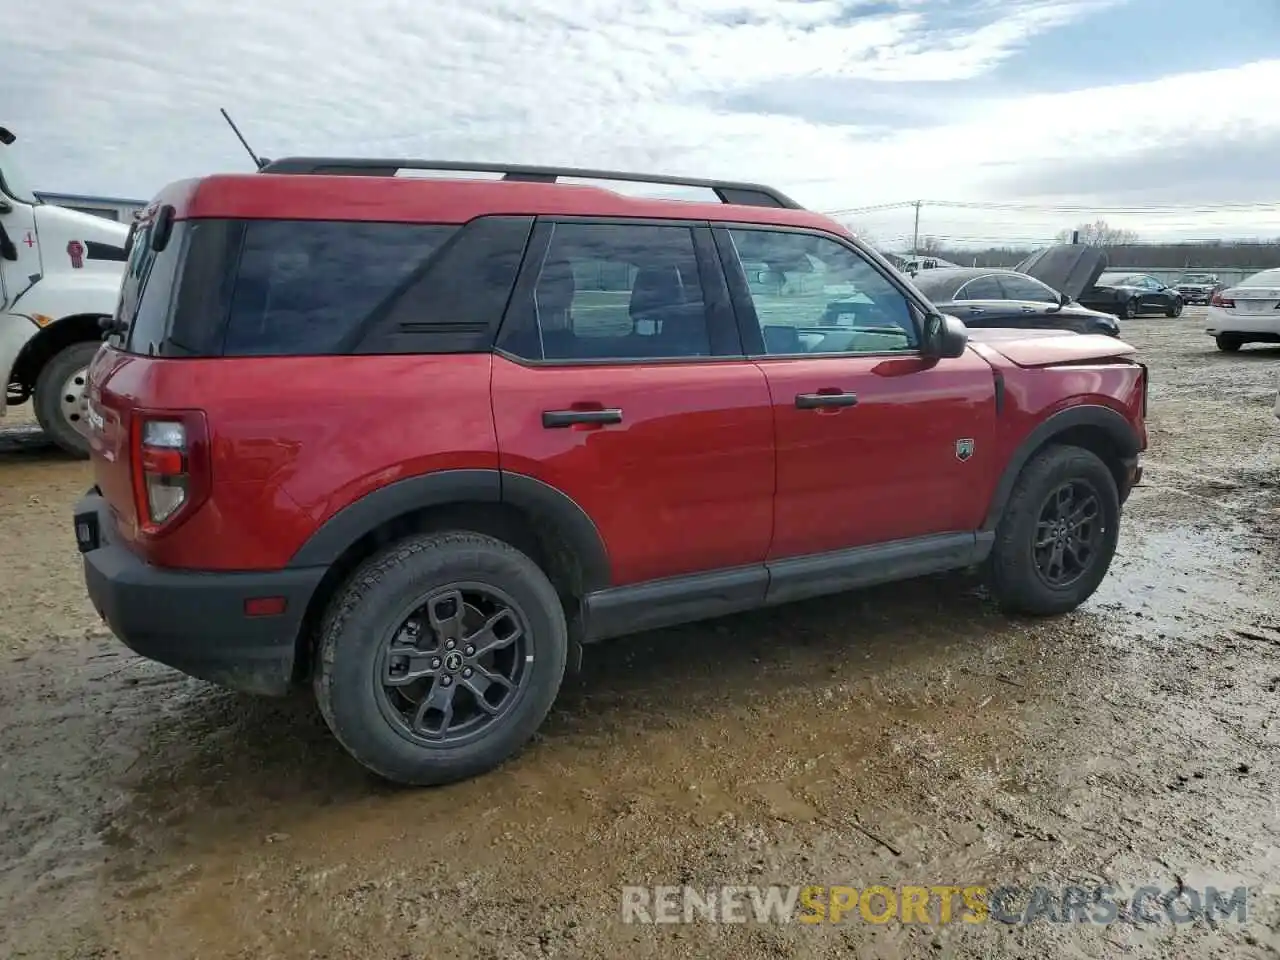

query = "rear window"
[[222, 221, 455, 356]]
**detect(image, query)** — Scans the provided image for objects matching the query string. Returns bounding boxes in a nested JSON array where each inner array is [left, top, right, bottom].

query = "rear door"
[[491, 218, 775, 588], [715, 225, 998, 560]]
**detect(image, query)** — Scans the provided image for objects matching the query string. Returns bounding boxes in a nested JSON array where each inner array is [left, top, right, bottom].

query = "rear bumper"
[[74, 490, 327, 696], [1205, 307, 1280, 336]]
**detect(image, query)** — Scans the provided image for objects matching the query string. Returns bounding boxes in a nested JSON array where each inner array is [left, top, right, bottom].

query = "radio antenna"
[[220, 108, 267, 169]]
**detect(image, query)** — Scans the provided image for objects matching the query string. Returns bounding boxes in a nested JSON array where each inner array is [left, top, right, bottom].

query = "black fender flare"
[[982, 404, 1140, 532], [286, 468, 611, 593]]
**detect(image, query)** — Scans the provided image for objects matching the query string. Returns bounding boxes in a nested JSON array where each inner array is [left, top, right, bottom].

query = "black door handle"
[[542, 408, 623, 428], [795, 392, 858, 409]]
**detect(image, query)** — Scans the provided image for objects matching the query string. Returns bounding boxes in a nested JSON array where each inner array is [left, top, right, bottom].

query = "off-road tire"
[[314, 531, 568, 786], [1215, 335, 1242, 352], [33, 340, 99, 458], [986, 445, 1120, 616]]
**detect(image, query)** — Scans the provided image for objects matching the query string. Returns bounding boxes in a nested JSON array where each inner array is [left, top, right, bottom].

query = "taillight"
[[130, 411, 210, 535], [1210, 292, 1235, 308]]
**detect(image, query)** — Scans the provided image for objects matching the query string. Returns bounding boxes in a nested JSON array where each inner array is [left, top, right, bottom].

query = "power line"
[[822, 198, 1280, 216]]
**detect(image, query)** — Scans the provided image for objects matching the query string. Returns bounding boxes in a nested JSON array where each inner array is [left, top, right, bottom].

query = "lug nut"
[[462, 667, 473, 678], [445, 639, 456, 650], [441, 675, 453, 686], [431, 657, 441, 669], [464, 645, 475, 656]]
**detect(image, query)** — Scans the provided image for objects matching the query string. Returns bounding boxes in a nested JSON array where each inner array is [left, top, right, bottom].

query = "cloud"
[[3, 0, 1279, 245]]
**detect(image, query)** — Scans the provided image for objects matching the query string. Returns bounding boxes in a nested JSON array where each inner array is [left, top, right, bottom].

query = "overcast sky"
[[5, 0, 1280, 248]]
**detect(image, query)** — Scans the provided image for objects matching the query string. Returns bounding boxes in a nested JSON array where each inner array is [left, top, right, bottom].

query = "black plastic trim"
[[75, 491, 325, 697], [502, 473, 612, 594], [993, 370, 1005, 415], [288, 469, 501, 567], [581, 532, 991, 642], [583, 566, 767, 641], [981, 404, 1141, 531], [284, 468, 613, 594], [765, 532, 987, 607]]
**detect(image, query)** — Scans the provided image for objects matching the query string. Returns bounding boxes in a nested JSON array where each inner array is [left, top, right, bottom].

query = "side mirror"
[[925, 313, 968, 359], [1059, 291, 1072, 306]]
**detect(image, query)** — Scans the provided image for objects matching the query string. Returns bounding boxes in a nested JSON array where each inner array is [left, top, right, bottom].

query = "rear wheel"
[[1215, 335, 1243, 352], [1122, 298, 1139, 320], [986, 445, 1120, 616], [33, 340, 100, 459], [314, 531, 568, 786]]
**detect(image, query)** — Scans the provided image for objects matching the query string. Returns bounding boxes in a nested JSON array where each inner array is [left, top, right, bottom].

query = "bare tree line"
[[854, 220, 1280, 271]]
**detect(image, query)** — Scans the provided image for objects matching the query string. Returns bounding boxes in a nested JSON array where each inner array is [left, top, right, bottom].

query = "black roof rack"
[[257, 157, 804, 210]]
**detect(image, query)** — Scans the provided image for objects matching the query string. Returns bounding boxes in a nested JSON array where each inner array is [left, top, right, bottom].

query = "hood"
[[966, 329, 1135, 368], [1013, 244, 1109, 301]]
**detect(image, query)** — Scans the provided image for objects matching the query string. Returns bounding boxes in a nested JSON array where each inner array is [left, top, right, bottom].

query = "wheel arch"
[[10, 313, 106, 395], [983, 405, 1140, 532], [286, 469, 610, 681]]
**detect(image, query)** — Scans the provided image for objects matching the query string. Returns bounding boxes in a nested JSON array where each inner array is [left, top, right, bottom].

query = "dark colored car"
[[909, 266, 1120, 337], [73, 159, 1148, 786], [1079, 272, 1184, 319], [1172, 273, 1222, 305]]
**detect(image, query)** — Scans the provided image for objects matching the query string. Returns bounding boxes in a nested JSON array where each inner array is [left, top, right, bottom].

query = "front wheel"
[[314, 531, 568, 786], [986, 445, 1121, 616], [1166, 298, 1184, 318], [33, 340, 101, 458], [1215, 335, 1243, 352]]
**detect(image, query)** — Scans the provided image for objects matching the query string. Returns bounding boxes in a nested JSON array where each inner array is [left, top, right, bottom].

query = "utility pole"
[[911, 200, 922, 257]]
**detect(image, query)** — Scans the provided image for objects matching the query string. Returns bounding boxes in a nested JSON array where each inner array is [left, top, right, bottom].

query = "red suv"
[[74, 160, 1147, 785]]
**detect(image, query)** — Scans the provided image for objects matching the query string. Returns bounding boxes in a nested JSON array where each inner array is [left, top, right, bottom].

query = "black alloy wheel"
[[1032, 479, 1104, 590]]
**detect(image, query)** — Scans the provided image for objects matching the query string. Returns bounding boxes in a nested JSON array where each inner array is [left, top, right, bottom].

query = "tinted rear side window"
[[118, 219, 187, 356], [222, 221, 455, 356]]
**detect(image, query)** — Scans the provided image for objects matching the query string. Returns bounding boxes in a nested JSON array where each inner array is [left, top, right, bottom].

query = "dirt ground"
[[2, 310, 1279, 959]]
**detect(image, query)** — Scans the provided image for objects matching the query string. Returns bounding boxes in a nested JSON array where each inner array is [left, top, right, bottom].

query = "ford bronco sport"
[[73, 160, 1148, 786]]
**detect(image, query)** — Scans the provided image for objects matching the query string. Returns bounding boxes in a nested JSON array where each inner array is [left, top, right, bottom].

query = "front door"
[[715, 226, 998, 560], [0, 197, 40, 311], [492, 218, 776, 588]]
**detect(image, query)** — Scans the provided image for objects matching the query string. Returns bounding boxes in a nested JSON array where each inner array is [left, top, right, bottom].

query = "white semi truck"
[[0, 126, 129, 457]]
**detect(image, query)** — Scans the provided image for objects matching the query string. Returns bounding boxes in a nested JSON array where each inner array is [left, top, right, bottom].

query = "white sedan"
[[1206, 267, 1280, 352]]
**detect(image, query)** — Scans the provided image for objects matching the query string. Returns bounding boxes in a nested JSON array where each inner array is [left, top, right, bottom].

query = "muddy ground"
[[1, 310, 1278, 959]]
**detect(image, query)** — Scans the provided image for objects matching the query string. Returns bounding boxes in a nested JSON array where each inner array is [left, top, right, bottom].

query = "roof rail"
[[257, 157, 804, 210]]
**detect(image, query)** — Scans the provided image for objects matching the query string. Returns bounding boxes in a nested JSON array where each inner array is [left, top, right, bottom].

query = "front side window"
[[727, 229, 918, 356], [998, 274, 1059, 303], [508, 222, 713, 362]]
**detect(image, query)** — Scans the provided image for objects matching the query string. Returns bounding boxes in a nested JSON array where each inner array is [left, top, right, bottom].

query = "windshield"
[[0, 140, 39, 205]]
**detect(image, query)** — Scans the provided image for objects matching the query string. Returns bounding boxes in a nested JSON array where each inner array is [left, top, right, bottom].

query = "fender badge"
[[955, 438, 975, 462], [67, 239, 85, 269]]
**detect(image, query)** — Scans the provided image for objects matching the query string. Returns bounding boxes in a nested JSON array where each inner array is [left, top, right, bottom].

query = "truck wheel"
[[33, 340, 100, 459], [1215, 335, 1242, 352], [314, 532, 568, 786], [986, 445, 1120, 616]]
